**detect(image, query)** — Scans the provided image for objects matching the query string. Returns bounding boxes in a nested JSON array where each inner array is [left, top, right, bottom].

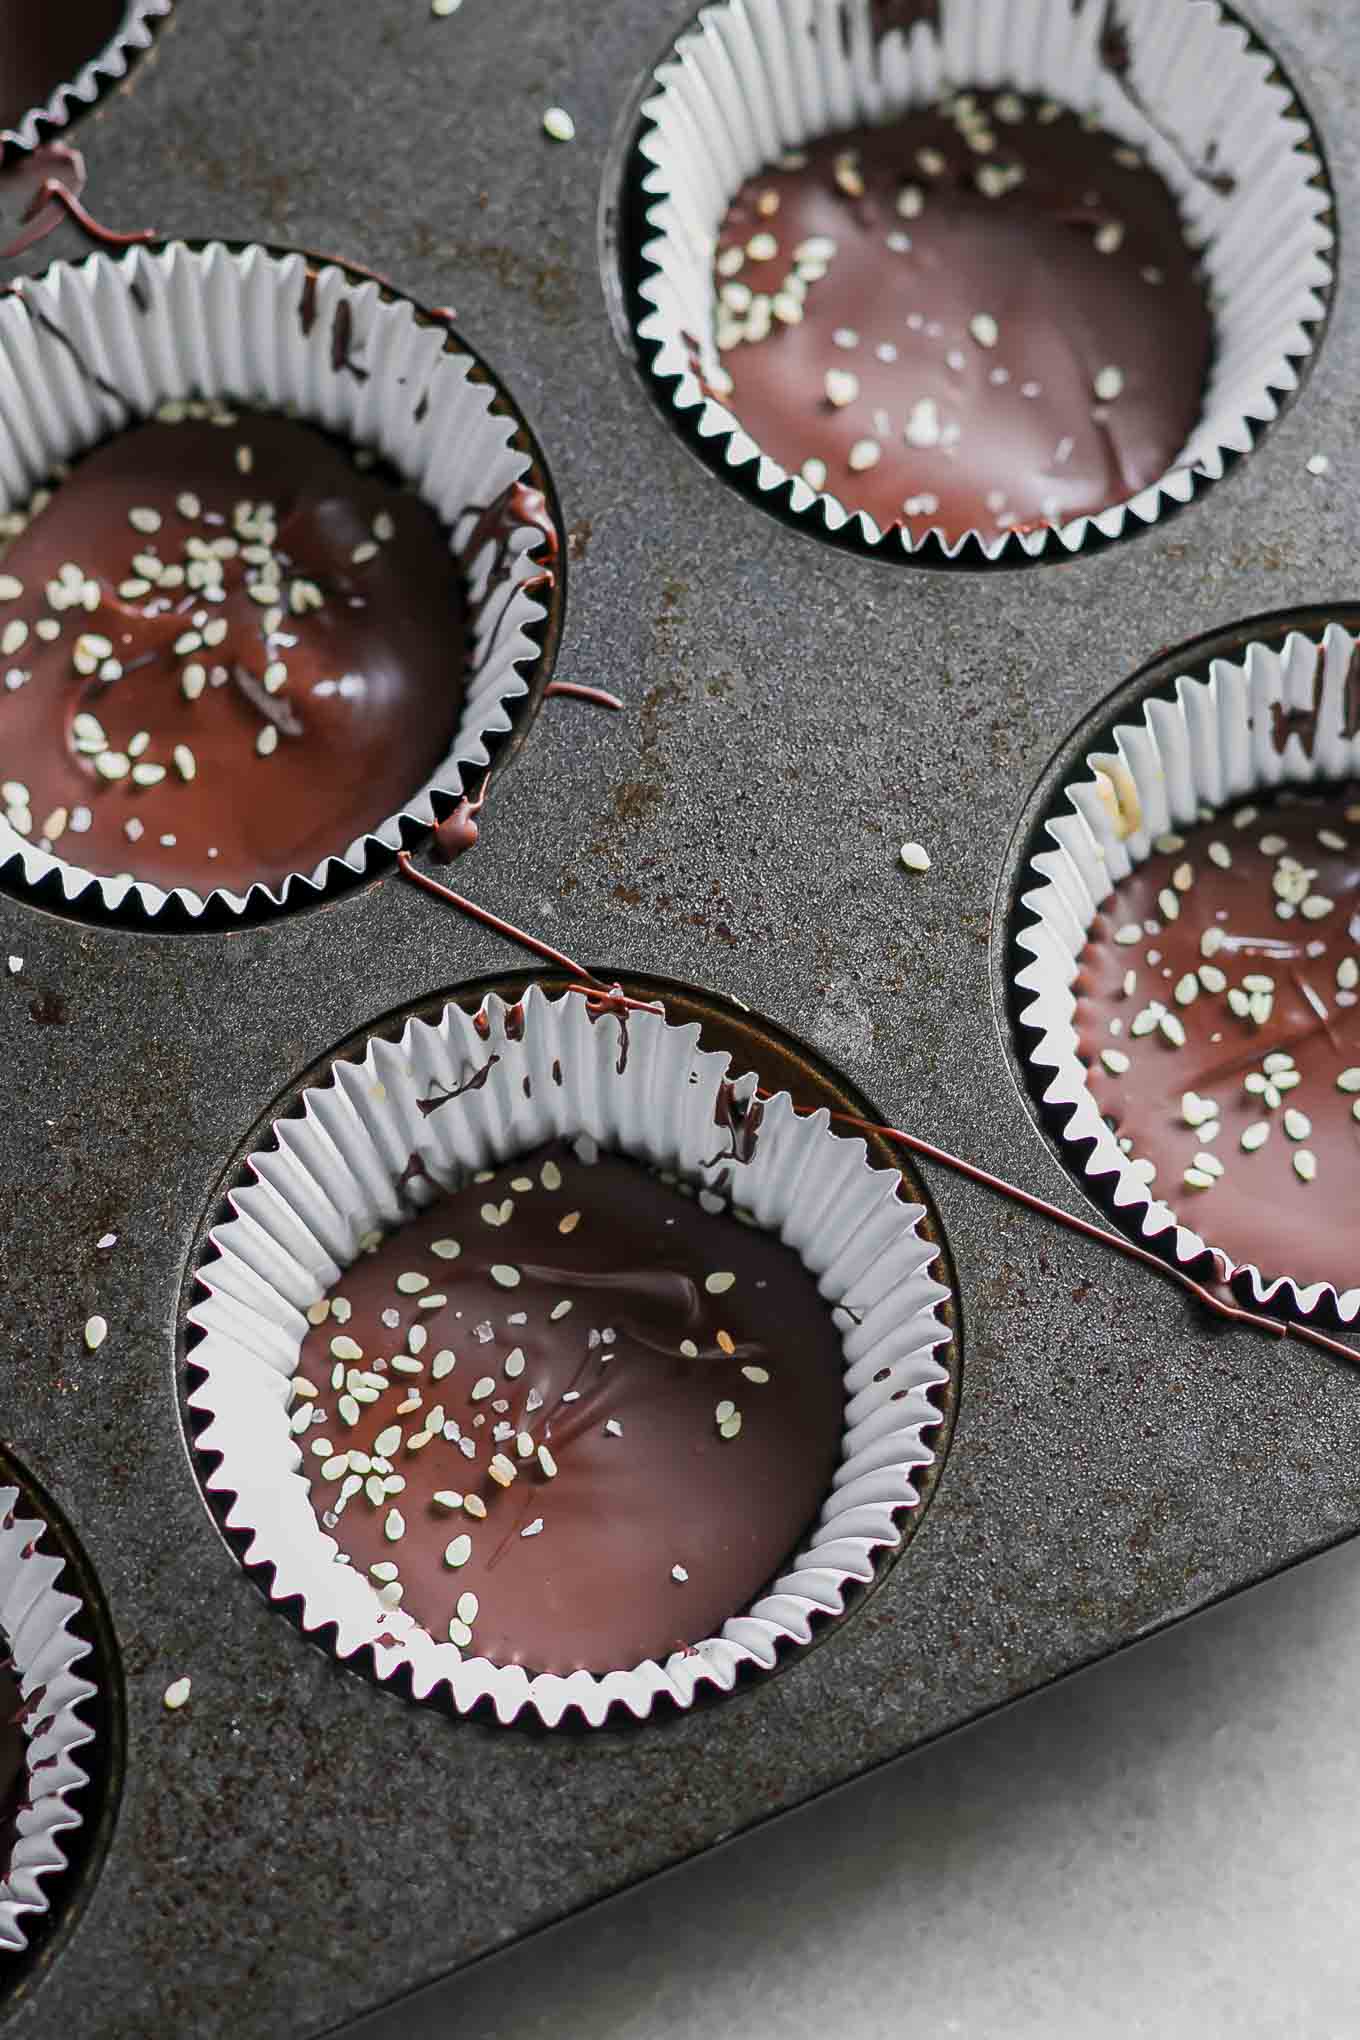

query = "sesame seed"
[[331, 1335, 362, 1361], [969, 313, 999, 348], [471, 1376, 495, 1401], [444, 1534, 472, 1568], [431, 1237, 460, 1258], [162, 1676, 192, 1712], [537, 1445, 558, 1479], [490, 1264, 521, 1287], [1093, 366, 1124, 402], [902, 397, 943, 454], [1294, 1150, 1318, 1182], [715, 1399, 735, 1424], [719, 1412, 743, 1439], [825, 368, 858, 408], [1337, 1069, 1360, 1092], [84, 1314, 108, 1351], [489, 1454, 517, 1487], [741, 1364, 770, 1383], [128, 507, 162, 533], [800, 458, 828, 491], [543, 106, 576, 142], [671, 1565, 689, 1583], [848, 438, 881, 472], [549, 1299, 573, 1320], [384, 1508, 405, 1542], [900, 841, 931, 873], [256, 725, 279, 757]]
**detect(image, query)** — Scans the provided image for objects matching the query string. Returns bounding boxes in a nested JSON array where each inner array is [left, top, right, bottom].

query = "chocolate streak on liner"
[[1096, 0, 1236, 196], [0, 285, 125, 404], [1269, 641, 1360, 754], [397, 861, 1360, 1372]]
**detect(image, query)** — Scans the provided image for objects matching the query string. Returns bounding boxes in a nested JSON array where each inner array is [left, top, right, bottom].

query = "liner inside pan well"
[[998, 605, 1360, 1327], [176, 969, 963, 1728], [609, 0, 1335, 569], [0, 244, 568, 933], [0, 1, 175, 156], [0, 1446, 123, 2000]]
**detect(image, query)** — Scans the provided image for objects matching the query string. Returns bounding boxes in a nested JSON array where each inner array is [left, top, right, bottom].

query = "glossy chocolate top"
[[0, 0, 125, 134], [1075, 791, 1360, 1293], [0, 409, 467, 897], [292, 1140, 847, 1676], [711, 92, 1211, 543]]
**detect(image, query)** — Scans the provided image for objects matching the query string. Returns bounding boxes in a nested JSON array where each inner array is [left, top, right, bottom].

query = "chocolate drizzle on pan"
[[396, 856, 1360, 1370]]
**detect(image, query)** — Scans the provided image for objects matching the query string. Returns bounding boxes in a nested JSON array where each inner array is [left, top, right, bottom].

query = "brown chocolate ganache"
[[0, 410, 467, 896], [1075, 791, 1360, 1293], [711, 91, 1210, 542], [0, 0, 126, 133], [292, 1140, 847, 1675]]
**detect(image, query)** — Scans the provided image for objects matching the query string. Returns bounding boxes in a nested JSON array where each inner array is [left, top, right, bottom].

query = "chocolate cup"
[[182, 975, 958, 1729], [0, 2, 173, 156], [0, 1462, 101, 1958], [620, 0, 1334, 567], [0, 241, 566, 928], [1013, 614, 1360, 1325]]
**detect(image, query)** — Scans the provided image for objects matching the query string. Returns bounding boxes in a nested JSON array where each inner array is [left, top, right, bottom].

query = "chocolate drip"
[[707, 1077, 765, 1166], [1095, 0, 1236, 196], [1270, 649, 1326, 757], [329, 299, 369, 382], [417, 1054, 501, 1118]]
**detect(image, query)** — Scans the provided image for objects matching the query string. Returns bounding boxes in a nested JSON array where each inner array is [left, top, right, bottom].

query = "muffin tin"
[[2, 1, 1360, 2035]]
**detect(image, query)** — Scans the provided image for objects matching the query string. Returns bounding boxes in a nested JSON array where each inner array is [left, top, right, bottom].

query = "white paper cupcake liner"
[[634, 0, 1334, 562], [186, 983, 955, 1728], [0, 1485, 98, 1953], [1, 3, 173, 153], [0, 241, 559, 919], [1015, 617, 1360, 1324]]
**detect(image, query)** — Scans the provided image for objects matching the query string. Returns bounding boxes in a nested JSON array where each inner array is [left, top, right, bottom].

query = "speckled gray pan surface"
[[2, 1, 1360, 2035]]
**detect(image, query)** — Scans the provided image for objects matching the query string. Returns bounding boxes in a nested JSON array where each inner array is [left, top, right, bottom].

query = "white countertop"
[[354, 1536, 1360, 2039]]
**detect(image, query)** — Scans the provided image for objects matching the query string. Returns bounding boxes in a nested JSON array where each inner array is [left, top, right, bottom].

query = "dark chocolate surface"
[[712, 94, 1211, 542], [294, 1140, 845, 1674], [0, 0, 125, 135], [0, 413, 466, 896], [1076, 791, 1360, 1293], [0, 2, 1355, 2038]]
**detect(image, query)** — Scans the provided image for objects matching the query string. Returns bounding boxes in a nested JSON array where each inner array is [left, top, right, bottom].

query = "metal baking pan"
[[2, 1, 1358, 2033]]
